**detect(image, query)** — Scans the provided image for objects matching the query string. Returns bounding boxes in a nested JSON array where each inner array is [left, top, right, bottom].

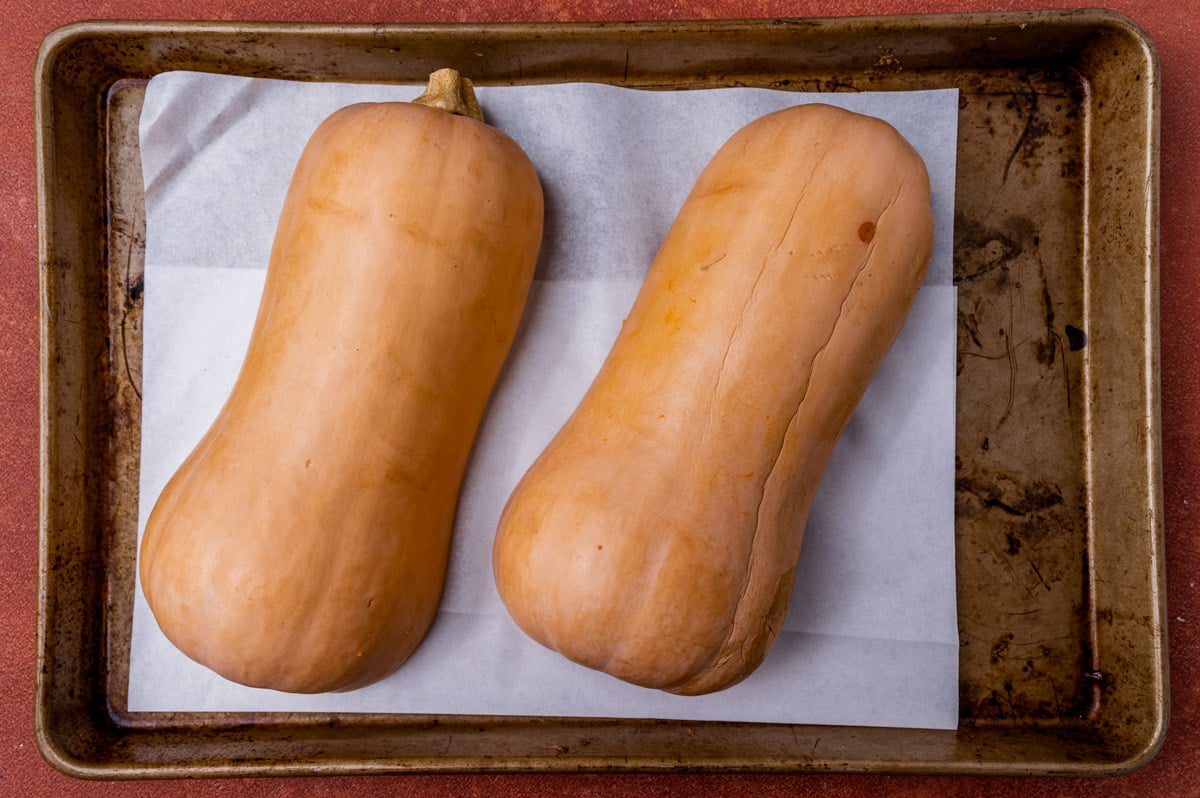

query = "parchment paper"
[[130, 71, 960, 729]]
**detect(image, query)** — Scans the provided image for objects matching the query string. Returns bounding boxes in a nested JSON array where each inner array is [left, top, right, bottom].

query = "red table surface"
[[4, 0, 1196, 794]]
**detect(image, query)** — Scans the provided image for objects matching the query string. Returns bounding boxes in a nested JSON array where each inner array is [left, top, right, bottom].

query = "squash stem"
[[412, 68, 484, 123]]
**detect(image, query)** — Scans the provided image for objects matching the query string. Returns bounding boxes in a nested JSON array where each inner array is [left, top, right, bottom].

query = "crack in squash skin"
[[492, 103, 932, 696], [139, 92, 544, 694]]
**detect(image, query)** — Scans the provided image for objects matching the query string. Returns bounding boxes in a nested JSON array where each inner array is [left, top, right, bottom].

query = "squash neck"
[[412, 68, 484, 123]]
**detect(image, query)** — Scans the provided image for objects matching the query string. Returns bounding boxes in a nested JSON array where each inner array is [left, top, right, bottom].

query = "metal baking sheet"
[[35, 11, 1164, 777]]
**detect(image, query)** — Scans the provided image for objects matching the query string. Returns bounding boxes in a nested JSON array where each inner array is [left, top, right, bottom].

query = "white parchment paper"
[[130, 71, 960, 729]]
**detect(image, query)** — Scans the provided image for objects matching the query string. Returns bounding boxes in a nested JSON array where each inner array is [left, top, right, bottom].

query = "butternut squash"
[[139, 70, 544, 693], [492, 103, 933, 696]]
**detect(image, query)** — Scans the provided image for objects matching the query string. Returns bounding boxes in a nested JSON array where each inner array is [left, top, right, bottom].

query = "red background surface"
[[4, 0, 1197, 795]]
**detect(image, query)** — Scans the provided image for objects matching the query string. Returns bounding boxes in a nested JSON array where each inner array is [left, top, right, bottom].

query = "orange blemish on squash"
[[858, 220, 876, 242]]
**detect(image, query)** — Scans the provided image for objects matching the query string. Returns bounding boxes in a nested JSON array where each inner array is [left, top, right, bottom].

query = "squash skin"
[[139, 98, 544, 693], [492, 103, 933, 696]]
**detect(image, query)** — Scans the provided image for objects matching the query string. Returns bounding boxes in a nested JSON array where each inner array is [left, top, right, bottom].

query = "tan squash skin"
[[139, 71, 543, 693], [493, 103, 932, 696]]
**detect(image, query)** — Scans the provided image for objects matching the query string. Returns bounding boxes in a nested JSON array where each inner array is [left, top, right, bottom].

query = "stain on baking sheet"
[[955, 469, 1064, 519], [952, 71, 1093, 727]]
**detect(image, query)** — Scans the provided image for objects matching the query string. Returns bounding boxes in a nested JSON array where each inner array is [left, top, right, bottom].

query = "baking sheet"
[[129, 72, 959, 728], [35, 13, 1166, 778]]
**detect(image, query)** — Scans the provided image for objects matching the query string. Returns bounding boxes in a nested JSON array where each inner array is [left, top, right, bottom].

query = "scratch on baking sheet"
[[956, 285, 1019, 432], [998, 328, 1016, 428], [1037, 247, 1072, 411], [1027, 556, 1052, 592], [1046, 673, 1065, 716], [996, 283, 1017, 429], [1048, 326, 1070, 408], [1003, 86, 1039, 184], [999, 549, 1039, 600]]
